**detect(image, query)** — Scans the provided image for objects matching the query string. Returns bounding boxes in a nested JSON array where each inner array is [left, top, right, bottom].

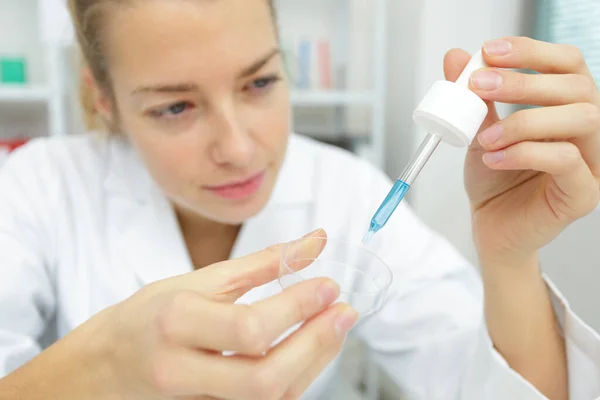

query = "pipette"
[[363, 49, 490, 244]]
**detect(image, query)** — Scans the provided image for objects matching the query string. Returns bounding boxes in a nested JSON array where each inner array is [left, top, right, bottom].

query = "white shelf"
[[291, 90, 374, 106], [0, 86, 50, 103]]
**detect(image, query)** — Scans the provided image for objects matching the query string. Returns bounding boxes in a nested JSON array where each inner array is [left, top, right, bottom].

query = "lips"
[[204, 171, 266, 200]]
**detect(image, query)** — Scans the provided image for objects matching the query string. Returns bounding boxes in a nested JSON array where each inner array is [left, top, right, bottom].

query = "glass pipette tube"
[[363, 133, 442, 244]]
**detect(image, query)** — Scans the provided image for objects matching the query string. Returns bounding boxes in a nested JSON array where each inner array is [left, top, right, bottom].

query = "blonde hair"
[[68, 0, 277, 131]]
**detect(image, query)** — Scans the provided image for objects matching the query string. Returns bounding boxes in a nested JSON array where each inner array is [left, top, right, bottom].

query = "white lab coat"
[[0, 133, 598, 399]]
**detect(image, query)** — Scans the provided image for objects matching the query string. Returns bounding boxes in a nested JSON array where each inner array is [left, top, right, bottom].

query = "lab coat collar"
[[103, 133, 316, 287], [103, 134, 155, 203], [102, 134, 190, 286], [266, 134, 316, 206]]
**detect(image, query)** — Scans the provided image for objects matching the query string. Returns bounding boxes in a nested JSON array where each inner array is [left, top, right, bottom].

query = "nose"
[[210, 106, 255, 168]]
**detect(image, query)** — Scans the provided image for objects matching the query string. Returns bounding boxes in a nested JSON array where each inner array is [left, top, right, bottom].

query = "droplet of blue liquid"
[[362, 230, 375, 245]]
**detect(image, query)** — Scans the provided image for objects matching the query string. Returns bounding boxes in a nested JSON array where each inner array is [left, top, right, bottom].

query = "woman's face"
[[100, 0, 290, 224]]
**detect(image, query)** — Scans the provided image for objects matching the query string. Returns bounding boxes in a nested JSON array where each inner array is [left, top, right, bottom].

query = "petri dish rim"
[[279, 236, 394, 296]]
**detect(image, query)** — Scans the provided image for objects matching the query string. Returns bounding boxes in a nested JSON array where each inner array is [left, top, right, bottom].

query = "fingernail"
[[302, 229, 322, 238], [483, 150, 505, 164], [318, 280, 340, 306], [484, 39, 512, 56], [335, 307, 359, 337], [471, 70, 503, 90], [478, 124, 503, 146]]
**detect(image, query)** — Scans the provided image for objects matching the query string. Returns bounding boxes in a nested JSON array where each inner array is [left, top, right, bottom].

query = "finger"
[[283, 340, 345, 399], [480, 36, 594, 78], [469, 69, 600, 106], [156, 277, 340, 355], [234, 278, 340, 356], [155, 304, 358, 400], [261, 304, 358, 395], [443, 48, 472, 82], [477, 103, 600, 168], [482, 141, 600, 219], [147, 346, 246, 399], [174, 229, 328, 302], [215, 229, 328, 302]]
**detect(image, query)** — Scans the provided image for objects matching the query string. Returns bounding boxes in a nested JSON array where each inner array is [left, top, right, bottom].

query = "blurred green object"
[[0, 57, 27, 84]]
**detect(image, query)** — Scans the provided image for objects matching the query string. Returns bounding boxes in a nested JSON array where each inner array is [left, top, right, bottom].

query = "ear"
[[82, 68, 114, 123]]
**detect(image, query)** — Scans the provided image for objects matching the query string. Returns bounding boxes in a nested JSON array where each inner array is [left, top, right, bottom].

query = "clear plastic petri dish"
[[278, 236, 393, 319]]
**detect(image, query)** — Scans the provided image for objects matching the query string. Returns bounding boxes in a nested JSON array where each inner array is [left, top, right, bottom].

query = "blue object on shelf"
[[297, 39, 311, 89]]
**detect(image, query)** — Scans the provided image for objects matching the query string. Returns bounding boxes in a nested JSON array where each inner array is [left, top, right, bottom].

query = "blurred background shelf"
[[277, 0, 388, 169], [291, 90, 375, 106], [0, 85, 50, 103], [0, 0, 69, 137]]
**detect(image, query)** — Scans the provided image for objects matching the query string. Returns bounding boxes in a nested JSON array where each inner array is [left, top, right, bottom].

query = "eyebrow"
[[239, 48, 280, 77], [131, 48, 281, 96]]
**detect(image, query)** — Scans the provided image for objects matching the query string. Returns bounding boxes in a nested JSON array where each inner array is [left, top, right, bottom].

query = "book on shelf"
[[289, 37, 334, 92], [317, 40, 332, 89]]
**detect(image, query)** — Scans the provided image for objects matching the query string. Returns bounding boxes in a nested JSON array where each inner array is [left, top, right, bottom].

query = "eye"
[[253, 78, 274, 88], [246, 75, 281, 94], [149, 101, 194, 119], [168, 102, 189, 114]]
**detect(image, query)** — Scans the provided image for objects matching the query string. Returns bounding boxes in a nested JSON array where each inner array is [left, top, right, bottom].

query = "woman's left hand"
[[445, 37, 600, 265]]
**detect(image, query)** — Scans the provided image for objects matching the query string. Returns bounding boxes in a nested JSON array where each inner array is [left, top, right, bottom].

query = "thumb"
[[443, 48, 472, 83], [444, 48, 500, 143]]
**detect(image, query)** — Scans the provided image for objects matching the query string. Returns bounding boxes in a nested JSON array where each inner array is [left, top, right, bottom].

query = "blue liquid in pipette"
[[362, 180, 411, 244]]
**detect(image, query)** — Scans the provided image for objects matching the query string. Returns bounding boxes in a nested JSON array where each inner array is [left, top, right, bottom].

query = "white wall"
[[383, 0, 423, 181], [541, 214, 600, 331]]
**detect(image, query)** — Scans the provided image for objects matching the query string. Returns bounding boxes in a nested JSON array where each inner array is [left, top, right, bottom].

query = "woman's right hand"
[[0, 230, 358, 400]]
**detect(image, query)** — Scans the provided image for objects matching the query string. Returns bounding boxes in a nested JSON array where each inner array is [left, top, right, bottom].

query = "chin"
[[210, 199, 267, 225]]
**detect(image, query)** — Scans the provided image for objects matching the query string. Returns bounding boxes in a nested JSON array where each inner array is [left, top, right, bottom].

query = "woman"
[[0, 0, 599, 399]]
